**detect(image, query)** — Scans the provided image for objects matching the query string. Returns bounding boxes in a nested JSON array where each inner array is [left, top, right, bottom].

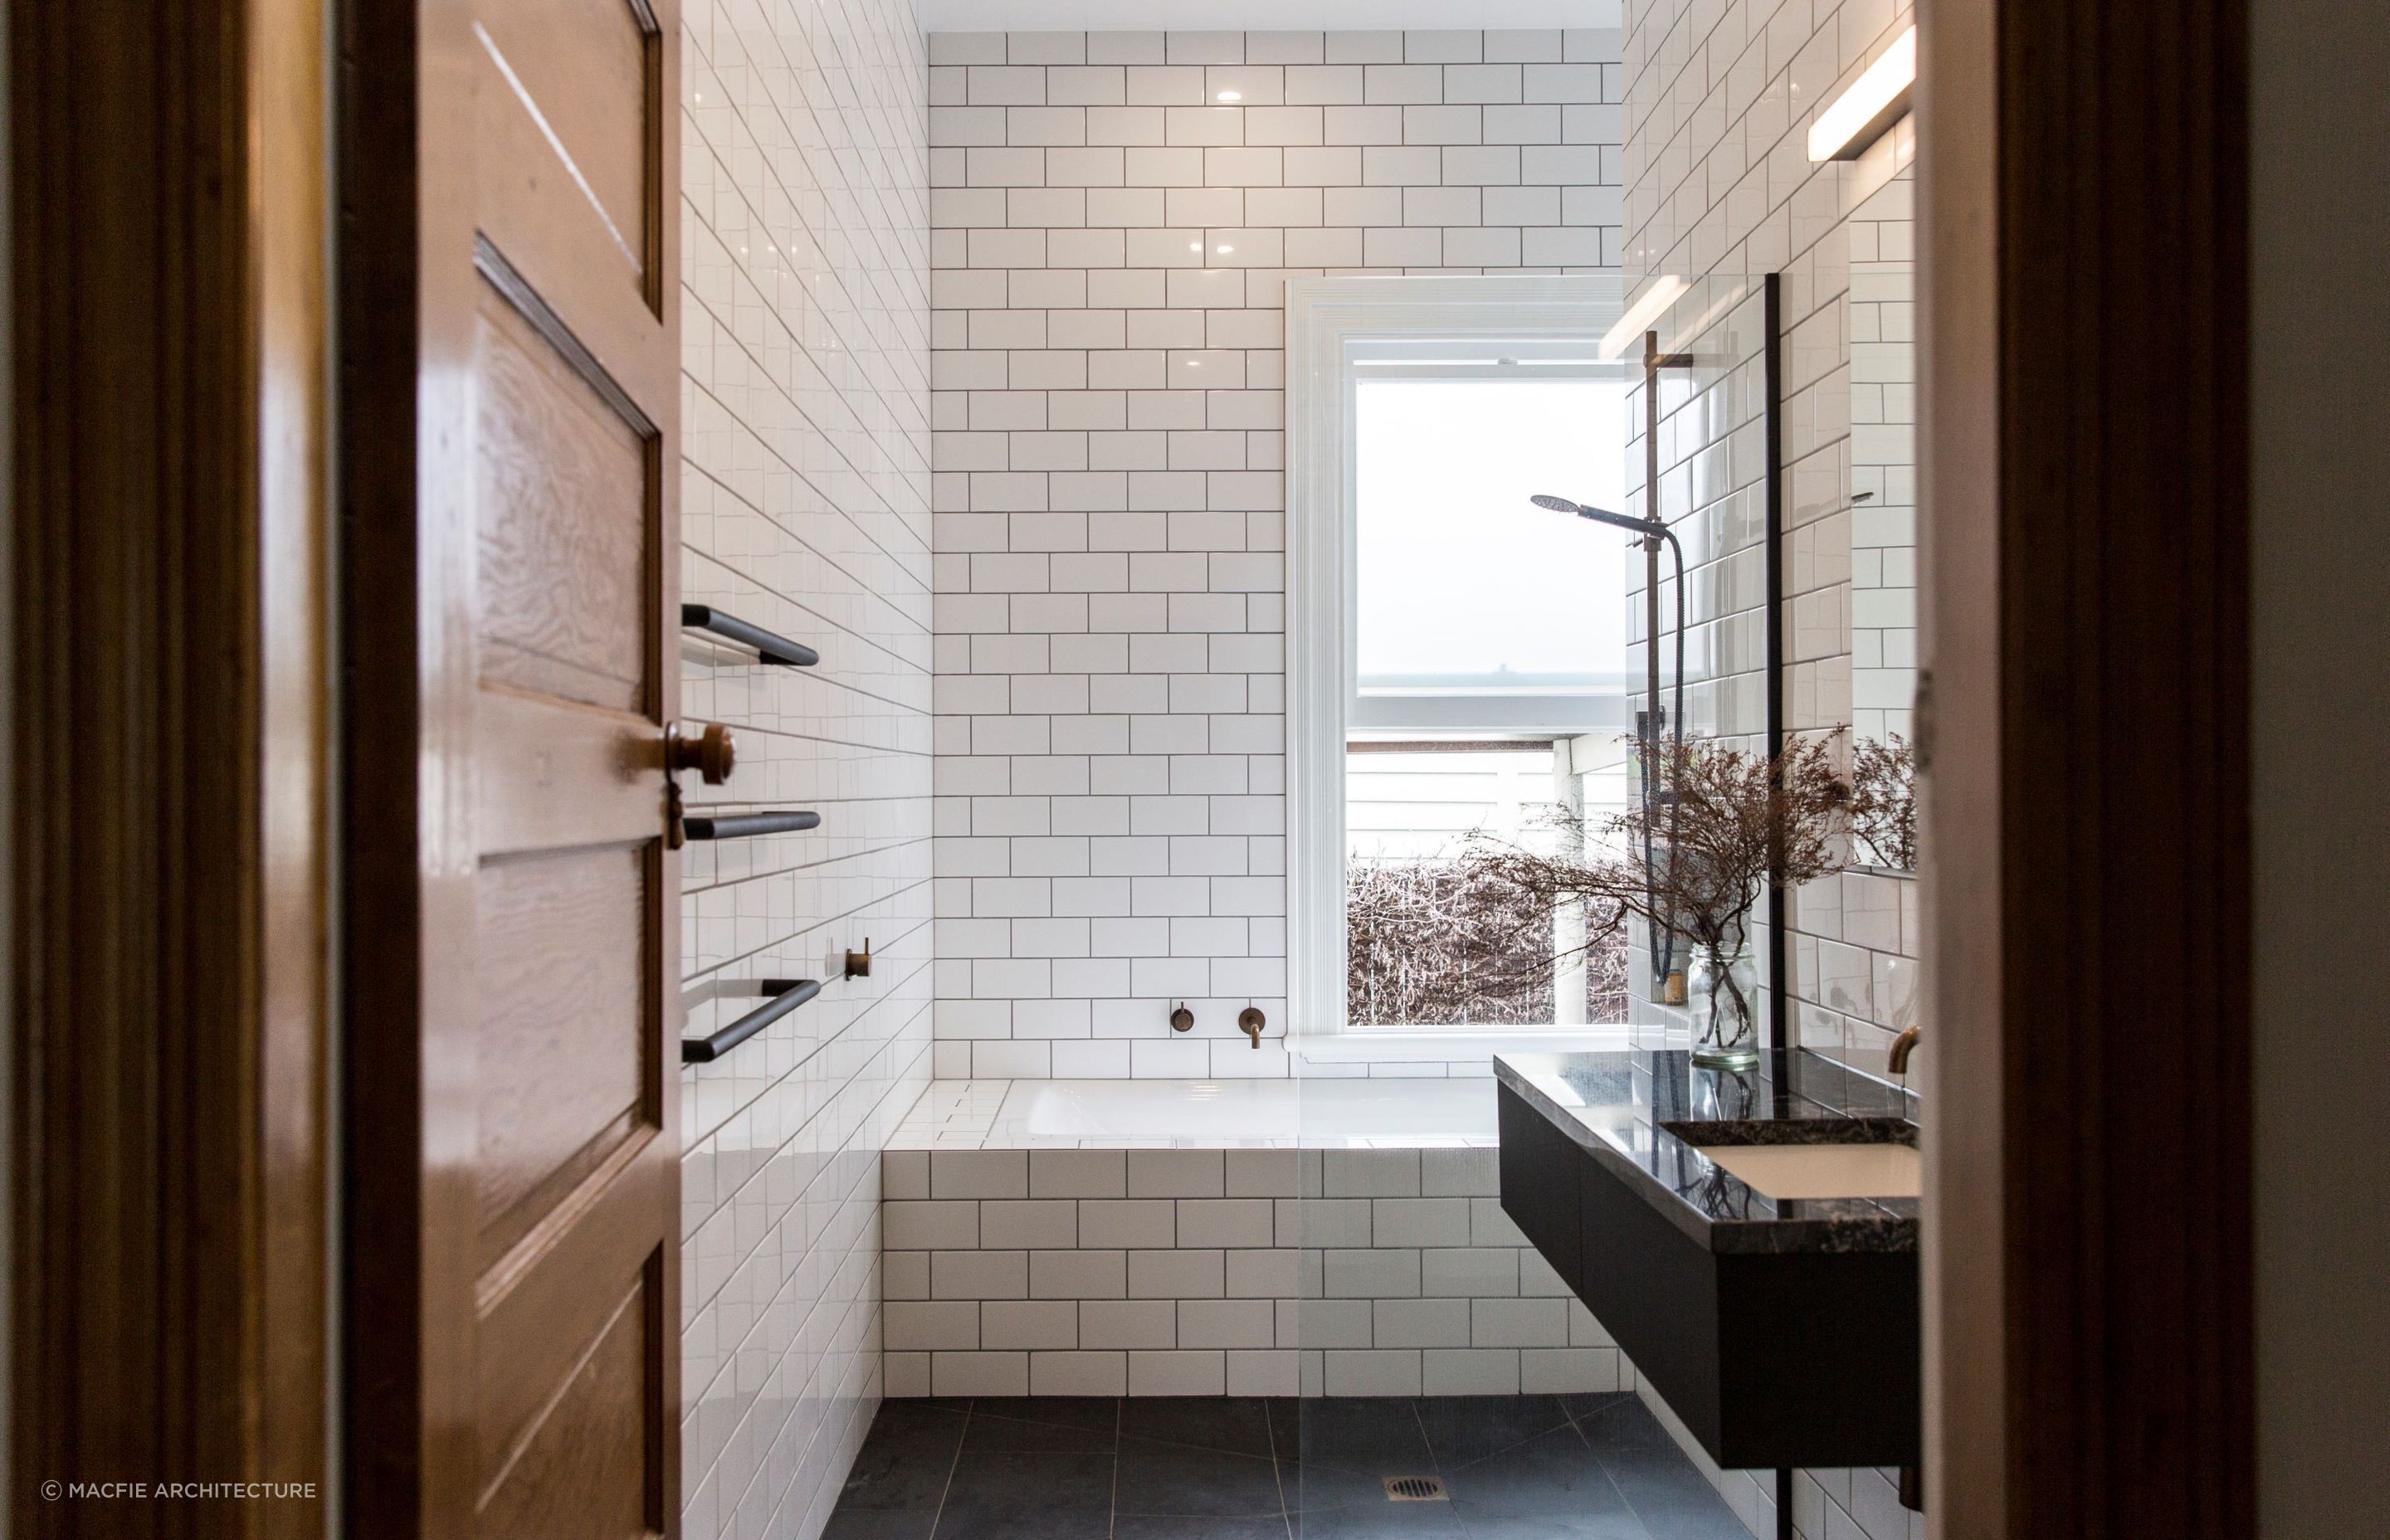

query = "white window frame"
[[1284, 273, 1627, 1043]]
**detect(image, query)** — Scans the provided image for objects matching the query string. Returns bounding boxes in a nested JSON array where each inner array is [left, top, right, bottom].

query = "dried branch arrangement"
[[1848, 732, 1917, 870], [1458, 734, 1854, 1053], [1345, 859, 1628, 1026]]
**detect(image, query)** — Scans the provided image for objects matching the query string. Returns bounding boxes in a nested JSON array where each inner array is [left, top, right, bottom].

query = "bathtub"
[[892, 1075, 1497, 1148], [880, 1075, 1630, 1401]]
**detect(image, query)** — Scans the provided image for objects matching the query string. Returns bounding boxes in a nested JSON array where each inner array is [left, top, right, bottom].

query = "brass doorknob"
[[667, 721, 737, 785]]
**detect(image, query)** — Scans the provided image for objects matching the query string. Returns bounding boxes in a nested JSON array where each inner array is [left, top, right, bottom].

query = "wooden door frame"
[[335, 0, 480, 1526], [7, 0, 335, 1534], [1918, 0, 2254, 1534]]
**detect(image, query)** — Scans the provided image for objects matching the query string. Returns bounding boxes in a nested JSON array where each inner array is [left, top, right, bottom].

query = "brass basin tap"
[[1237, 1006, 1267, 1048], [1888, 1025, 1921, 1075]]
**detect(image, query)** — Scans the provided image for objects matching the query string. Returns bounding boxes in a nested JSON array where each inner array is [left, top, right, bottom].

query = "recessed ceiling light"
[[1217, 90, 1241, 102], [1807, 26, 1916, 162], [1597, 275, 1690, 361]]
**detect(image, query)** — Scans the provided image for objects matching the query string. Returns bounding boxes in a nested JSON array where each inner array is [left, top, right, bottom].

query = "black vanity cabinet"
[[1496, 1056, 1920, 1473]]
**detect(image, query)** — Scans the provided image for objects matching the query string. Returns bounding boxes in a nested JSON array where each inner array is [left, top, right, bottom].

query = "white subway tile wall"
[[926, 29, 1626, 1079], [676, 0, 932, 1537], [1620, 0, 1923, 1533], [880, 1146, 1628, 1400]]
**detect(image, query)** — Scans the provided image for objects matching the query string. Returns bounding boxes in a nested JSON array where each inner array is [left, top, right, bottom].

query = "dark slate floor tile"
[[1267, 1399, 1302, 1460], [1446, 1503, 1654, 1540], [1593, 1447, 1752, 1540], [1563, 1396, 1671, 1452], [934, 1449, 1115, 1521], [1114, 1435, 1290, 1511], [1114, 1435, 1288, 1518], [1416, 1395, 1576, 1468], [1291, 1501, 1471, 1540], [1436, 1429, 1637, 1519], [821, 1509, 939, 1540], [964, 1405, 1117, 1454], [1294, 1397, 1434, 1474], [1288, 1461, 1427, 1514], [1120, 1395, 1280, 1457], [836, 1403, 968, 1511], [931, 1504, 1113, 1540], [1115, 1517, 1293, 1540], [966, 1396, 1119, 1433]]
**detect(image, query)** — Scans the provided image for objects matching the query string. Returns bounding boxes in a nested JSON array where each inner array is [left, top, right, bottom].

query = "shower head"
[[1530, 495, 1668, 539]]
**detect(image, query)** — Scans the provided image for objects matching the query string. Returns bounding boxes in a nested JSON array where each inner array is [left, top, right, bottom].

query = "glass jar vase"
[[1687, 941, 1760, 1070]]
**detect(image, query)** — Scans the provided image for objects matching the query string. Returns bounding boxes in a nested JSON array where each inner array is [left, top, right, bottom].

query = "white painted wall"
[[675, 0, 935, 1533], [2251, 1, 2390, 1533]]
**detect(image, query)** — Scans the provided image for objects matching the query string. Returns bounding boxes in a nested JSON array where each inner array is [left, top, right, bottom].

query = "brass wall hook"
[[844, 938, 871, 979]]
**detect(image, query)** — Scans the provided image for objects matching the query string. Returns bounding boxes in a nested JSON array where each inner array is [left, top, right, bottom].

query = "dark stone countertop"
[[1494, 1049, 1920, 1255]]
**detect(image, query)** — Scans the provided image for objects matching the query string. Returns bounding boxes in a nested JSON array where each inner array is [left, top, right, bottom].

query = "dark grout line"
[[924, 1399, 972, 1540], [1558, 1397, 1662, 1540], [1264, 1397, 1295, 1540], [1407, 1397, 1449, 1489]]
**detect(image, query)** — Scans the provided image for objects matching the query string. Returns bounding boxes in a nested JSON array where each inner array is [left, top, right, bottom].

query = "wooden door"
[[343, 0, 684, 1535], [1919, 0, 2252, 1533]]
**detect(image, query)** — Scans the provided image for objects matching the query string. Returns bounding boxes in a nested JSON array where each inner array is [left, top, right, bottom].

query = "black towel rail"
[[682, 978, 822, 1064], [681, 604, 820, 667], [683, 810, 822, 841]]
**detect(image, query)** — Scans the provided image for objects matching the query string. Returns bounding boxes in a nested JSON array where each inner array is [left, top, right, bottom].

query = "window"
[[1286, 276, 1632, 1040]]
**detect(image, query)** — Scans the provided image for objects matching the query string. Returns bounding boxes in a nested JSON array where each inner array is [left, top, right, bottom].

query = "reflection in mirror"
[[1846, 165, 1916, 873]]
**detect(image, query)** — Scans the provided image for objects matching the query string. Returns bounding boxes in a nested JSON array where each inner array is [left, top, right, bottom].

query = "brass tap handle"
[[667, 721, 738, 785], [1169, 1003, 1194, 1032]]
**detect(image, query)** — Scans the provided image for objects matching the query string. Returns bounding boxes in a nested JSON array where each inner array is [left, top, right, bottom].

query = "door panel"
[[477, 1259, 666, 1535], [472, 0, 656, 285], [472, 845, 652, 1270], [475, 277, 654, 712], [472, 12, 670, 389], [343, 0, 681, 1531]]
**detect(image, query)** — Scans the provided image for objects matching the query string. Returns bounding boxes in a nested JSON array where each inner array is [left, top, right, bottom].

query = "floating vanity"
[[1495, 1050, 1920, 1471]]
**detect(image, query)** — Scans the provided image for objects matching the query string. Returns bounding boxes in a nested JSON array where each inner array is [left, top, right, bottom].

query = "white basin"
[[1691, 1141, 1921, 1200]]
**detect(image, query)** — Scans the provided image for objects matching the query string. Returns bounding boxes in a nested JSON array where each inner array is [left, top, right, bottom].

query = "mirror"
[[1845, 166, 1917, 872]]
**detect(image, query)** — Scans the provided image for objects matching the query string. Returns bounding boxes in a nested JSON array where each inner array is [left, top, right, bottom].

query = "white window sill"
[[1291, 1030, 1632, 1065]]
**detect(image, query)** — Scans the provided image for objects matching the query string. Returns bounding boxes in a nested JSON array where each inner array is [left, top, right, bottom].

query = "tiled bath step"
[[883, 1147, 1627, 1401]]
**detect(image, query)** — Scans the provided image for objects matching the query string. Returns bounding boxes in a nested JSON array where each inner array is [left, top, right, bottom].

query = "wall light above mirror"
[[1808, 25, 1917, 162]]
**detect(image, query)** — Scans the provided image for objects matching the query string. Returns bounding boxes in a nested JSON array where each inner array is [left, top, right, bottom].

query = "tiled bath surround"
[[925, 26, 1629, 1080], [1617, 0, 1924, 1533], [880, 1147, 1630, 1401], [675, 0, 934, 1535]]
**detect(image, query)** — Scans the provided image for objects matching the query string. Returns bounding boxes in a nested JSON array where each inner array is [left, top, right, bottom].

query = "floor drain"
[[1383, 1475, 1447, 1502]]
